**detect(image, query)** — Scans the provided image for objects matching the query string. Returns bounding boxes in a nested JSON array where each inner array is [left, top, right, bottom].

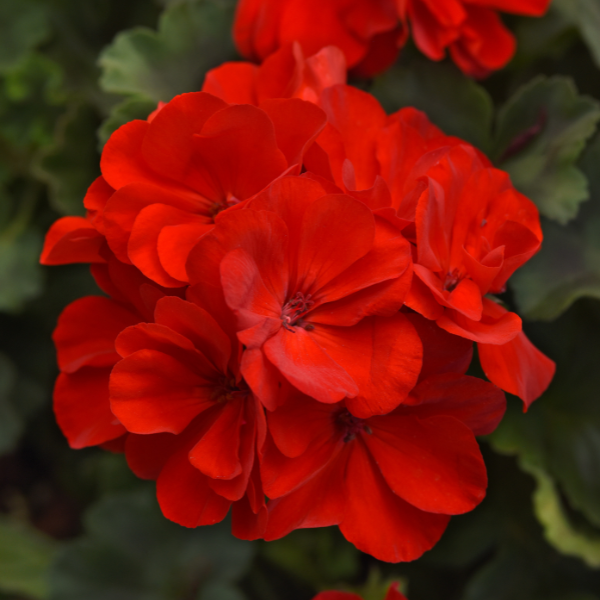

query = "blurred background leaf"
[[48, 487, 254, 600], [0, 514, 58, 599]]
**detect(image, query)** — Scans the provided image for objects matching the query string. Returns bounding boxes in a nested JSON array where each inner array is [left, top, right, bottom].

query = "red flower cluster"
[[41, 51, 554, 562], [234, 0, 551, 78], [314, 582, 406, 600]]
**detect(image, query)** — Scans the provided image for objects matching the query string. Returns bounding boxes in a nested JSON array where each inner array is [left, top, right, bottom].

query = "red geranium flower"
[[51, 253, 182, 449], [41, 91, 327, 290], [233, 0, 551, 78], [109, 295, 267, 539], [187, 175, 421, 416], [405, 143, 555, 406], [298, 84, 555, 406], [261, 365, 505, 561], [314, 582, 407, 600]]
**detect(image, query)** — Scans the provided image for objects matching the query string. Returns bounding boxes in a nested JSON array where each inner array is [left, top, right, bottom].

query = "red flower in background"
[[233, 0, 551, 78], [187, 175, 421, 416], [314, 582, 408, 600]]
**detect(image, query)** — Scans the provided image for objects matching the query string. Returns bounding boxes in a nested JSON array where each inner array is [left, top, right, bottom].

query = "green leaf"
[[0, 0, 50, 72], [49, 488, 253, 600], [425, 452, 600, 600], [494, 76, 600, 224], [554, 0, 600, 70], [33, 103, 100, 216], [0, 353, 21, 455], [489, 301, 600, 551], [511, 132, 600, 320], [371, 59, 493, 152], [98, 0, 237, 104], [261, 528, 359, 589], [0, 229, 44, 312], [528, 464, 600, 569], [0, 351, 46, 457], [96, 96, 156, 148], [0, 515, 58, 599]]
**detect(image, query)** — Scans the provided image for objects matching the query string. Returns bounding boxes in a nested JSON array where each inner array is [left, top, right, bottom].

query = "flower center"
[[281, 292, 315, 332], [209, 194, 241, 220], [337, 410, 372, 443], [443, 269, 461, 292], [211, 376, 249, 403]]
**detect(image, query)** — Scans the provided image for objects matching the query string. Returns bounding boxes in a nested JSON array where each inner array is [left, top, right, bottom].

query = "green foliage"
[[0, 515, 58, 599], [489, 301, 600, 565], [98, 0, 237, 142], [262, 528, 359, 590], [422, 452, 600, 600], [33, 103, 100, 216], [48, 488, 254, 600], [0, 229, 44, 312], [511, 132, 600, 320], [494, 76, 600, 224], [555, 0, 600, 69], [0, 0, 51, 73], [371, 59, 494, 152]]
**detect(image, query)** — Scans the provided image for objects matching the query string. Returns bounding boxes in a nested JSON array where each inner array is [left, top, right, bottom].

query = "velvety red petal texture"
[[40, 217, 106, 265], [54, 368, 125, 449], [477, 301, 555, 408]]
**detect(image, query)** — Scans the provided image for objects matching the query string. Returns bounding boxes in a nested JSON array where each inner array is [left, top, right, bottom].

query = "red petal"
[[267, 393, 338, 458], [263, 443, 349, 540], [240, 348, 286, 411], [366, 414, 487, 514], [339, 442, 450, 563], [310, 314, 422, 418], [141, 92, 227, 183], [320, 85, 387, 190], [53, 297, 140, 373], [449, 7, 515, 77], [220, 248, 284, 344], [110, 349, 216, 435], [83, 176, 114, 233], [156, 433, 231, 527], [311, 215, 411, 315], [202, 62, 259, 104], [40, 217, 106, 265], [128, 204, 205, 287], [189, 104, 288, 201], [154, 296, 232, 374], [402, 373, 506, 436], [125, 432, 177, 480], [54, 367, 125, 448], [406, 312, 473, 381], [103, 180, 203, 265], [260, 98, 326, 166], [157, 220, 213, 282], [436, 298, 521, 344], [295, 194, 375, 296], [189, 399, 244, 481], [478, 303, 555, 409], [264, 328, 359, 404]]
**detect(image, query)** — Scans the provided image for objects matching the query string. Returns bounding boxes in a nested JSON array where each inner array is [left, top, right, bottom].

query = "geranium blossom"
[[187, 175, 421, 416], [110, 295, 267, 539], [233, 0, 552, 77], [262, 365, 505, 561]]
